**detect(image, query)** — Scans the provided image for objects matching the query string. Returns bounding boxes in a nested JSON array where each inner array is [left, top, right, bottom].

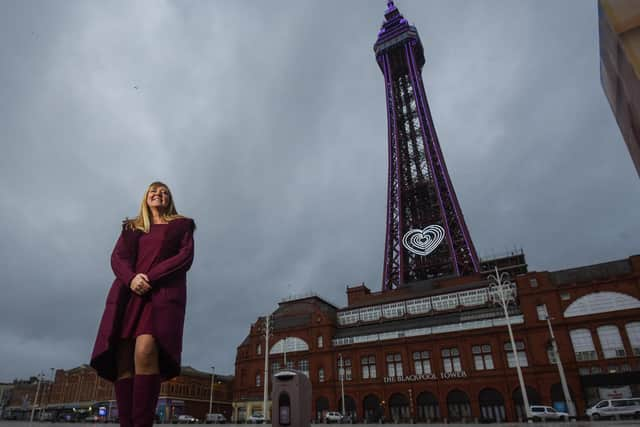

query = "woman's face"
[[146, 186, 170, 211]]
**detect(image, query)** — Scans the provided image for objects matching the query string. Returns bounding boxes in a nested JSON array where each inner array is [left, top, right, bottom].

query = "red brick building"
[[3, 365, 233, 422], [233, 255, 640, 423]]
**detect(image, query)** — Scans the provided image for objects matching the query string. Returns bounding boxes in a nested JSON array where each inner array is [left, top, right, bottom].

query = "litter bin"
[[271, 369, 311, 427]]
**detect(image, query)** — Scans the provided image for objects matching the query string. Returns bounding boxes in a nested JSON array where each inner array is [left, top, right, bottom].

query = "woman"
[[91, 182, 195, 427]]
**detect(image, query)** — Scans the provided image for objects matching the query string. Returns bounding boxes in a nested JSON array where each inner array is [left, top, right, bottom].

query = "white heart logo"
[[402, 225, 445, 256]]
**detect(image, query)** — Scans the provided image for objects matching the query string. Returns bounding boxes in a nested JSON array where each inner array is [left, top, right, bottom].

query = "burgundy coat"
[[90, 217, 195, 382]]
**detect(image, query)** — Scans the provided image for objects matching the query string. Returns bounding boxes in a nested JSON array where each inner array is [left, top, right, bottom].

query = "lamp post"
[[29, 372, 44, 425], [488, 267, 531, 422], [208, 366, 215, 415], [338, 354, 345, 416], [545, 313, 576, 418], [39, 369, 54, 420], [261, 315, 273, 422]]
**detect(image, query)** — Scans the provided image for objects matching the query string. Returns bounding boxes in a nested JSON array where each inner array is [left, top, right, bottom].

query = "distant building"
[[0, 383, 13, 418], [599, 0, 640, 177], [233, 255, 640, 423], [3, 365, 233, 422]]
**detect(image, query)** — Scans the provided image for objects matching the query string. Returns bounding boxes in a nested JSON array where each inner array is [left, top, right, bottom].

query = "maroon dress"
[[120, 223, 169, 338], [90, 217, 195, 382]]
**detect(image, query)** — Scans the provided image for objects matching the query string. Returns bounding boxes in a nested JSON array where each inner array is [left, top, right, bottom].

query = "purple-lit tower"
[[375, 1, 479, 290]]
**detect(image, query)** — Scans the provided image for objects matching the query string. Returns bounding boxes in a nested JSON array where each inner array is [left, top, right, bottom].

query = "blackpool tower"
[[375, 1, 479, 290]]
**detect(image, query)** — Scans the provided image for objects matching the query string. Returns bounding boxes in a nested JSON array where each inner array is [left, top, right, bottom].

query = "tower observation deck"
[[374, 1, 479, 290]]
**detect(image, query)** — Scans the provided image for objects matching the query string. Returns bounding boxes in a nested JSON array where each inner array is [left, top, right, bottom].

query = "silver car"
[[530, 405, 569, 421]]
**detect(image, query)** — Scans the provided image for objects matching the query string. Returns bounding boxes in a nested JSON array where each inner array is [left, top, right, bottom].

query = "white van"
[[586, 398, 640, 419]]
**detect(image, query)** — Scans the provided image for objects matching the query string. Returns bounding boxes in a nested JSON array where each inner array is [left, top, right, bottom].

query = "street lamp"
[[208, 366, 215, 415], [544, 312, 576, 418], [261, 315, 273, 422], [338, 354, 345, 417], [29, 372, 44, 425], [488, 267, 531, 422]]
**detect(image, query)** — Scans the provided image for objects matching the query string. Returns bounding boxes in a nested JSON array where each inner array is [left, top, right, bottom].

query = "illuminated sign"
[[384, 370, 467, 383], [402, 225, 445, 256]]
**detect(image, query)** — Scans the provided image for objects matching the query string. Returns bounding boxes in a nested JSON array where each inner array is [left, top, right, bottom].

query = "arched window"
[[597, 325, 626, 358], [569, 329, 597, 361], [625, 322, 640, 356], [317, 335, 324, 348], [256, 343, 261, 355], [446, 390, 471, 421], [389, 393, 410, 422], [255, 373, 261, 387], [269, 337, 309, 354], [416, 392, 439, 421], [318, 368, 325, 383], [564, 292, 640, 317], [479, 388, 505, 422]]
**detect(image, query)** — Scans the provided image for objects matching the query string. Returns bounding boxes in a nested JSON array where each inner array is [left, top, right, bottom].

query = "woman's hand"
[[130, 273, 151, 295]]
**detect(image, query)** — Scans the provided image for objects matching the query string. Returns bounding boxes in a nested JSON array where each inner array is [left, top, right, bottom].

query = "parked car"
[[205, 413, 226, 424], [586, 398, 640, 419], [85, 415, 101, 423], [39, 412, 55, 422], [173, 414, 199, 424], [324, 411, 344, 423], [246, 413, 265, 424], [529, 405, 569, 421]]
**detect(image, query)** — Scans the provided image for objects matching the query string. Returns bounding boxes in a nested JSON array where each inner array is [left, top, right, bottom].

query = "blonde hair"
[[123, 181, 185, 232]]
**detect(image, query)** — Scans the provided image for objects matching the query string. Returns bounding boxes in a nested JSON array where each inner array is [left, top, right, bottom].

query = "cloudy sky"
[[1, 0, 639, 381]]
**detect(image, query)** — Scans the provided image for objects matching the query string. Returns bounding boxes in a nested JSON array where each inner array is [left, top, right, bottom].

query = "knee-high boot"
[[114, 377, 134, 427], [133, 374, 161, 427]]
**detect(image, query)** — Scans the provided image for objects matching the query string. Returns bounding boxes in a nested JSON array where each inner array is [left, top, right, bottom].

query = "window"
[[432, 294, 459, 311], [285, 360, 294, 370], [256, 344, 262, 355], [529, 278, 538, 288], [578, 367, 590, 376], [360, 306, 382, 322], [625, 322, 640, 356], [591, 366, 602, 374], [255, 374, 261, 387], [458, 288, 488, 307], [536, 304, 548, 321], [298, 360, 309, 376], [441, 348, 462, 372], [338, 310, 359, 325], [269, 337, 309, 354], [560, 292, 570, 301], [271, 362, 280, 373], [339, 358, 352, 381], [406, 297, 431, 315], [472, 345, 494, 370], [361, 355, 377, 379], [570, 329, 598, 361], [547, 344, 557, 364], [564, 292, 640, 317], [382, 301, 406, 318], [318, 368, 325, 383], [597, 325, 626, 358], [386, 353, 404, 377], [412, 351, 432, 375], [317, 335, 324, 348], [504, 341, 528, 368]]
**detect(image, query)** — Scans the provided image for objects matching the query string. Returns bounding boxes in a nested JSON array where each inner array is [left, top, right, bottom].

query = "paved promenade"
[[2, 421, 640, 427]]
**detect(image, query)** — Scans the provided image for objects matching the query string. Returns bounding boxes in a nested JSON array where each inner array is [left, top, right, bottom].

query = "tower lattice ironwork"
[[375, 1, 479, 290]]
